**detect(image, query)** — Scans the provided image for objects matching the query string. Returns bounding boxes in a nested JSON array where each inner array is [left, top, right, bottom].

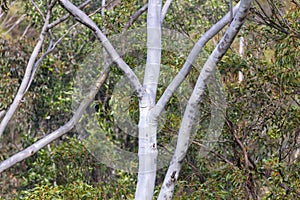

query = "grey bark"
[[0, 110, 5, 120]]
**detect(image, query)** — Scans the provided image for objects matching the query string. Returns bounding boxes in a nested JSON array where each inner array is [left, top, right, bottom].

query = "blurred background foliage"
[[0, 0, 299, 199]]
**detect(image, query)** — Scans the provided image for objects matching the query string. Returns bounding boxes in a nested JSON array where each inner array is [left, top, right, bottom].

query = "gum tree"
[[0, 0, 253, 199]]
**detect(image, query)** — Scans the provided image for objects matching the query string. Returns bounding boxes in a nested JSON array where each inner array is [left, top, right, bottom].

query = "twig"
[[192, 140, 235, 167], [225, 117, 251, 168], [20, 23, 32, 40]]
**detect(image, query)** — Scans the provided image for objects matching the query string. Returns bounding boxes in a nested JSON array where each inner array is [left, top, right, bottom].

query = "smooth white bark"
[[158, 0, 252, 199], [238, 36, 245, 83], [48, 0, 92, 29], [135, 0, 162, 199]]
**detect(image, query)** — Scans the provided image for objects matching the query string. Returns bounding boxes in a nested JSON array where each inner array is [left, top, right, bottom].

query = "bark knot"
[[170, 171, 177, 182]]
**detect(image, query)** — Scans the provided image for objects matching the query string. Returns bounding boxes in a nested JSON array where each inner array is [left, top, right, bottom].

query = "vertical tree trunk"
[[135, 0, 162, 199]]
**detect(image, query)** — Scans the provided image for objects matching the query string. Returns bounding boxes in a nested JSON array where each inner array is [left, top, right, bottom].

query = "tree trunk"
[[135, 0, 162, 199]]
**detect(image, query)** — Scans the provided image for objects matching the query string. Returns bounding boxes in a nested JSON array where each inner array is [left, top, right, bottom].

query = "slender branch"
[[0, 12, 5, 20], [161, 0, 172, 24], [226, 118, 252, 168], [0, 6, 51, 138], [192, 140, 235, 167], [25, 26, 78, 93], [158, 1, 252, 198], [253, 0, 297, 37], [2, 12, 17, 29], [48, 0, 91, 29], [31, 0, 45, 20], [5, 13, 27, 34], [123, 3, 148, 31], [58, 0, 143, 96], [153, 2, 241, 118], [230, 0, 233, 20], [0, 68, 110, 173], [20, 23, 31, 40], [101, 0, 107, 64], [48, 0, 116, 29]]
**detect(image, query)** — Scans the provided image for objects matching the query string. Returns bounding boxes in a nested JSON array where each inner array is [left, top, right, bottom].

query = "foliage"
[[1, 136, 138, 199]]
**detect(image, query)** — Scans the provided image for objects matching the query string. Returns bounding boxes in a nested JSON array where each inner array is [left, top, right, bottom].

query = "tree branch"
[[158, 0, 252, 199], [47, 0, 116, 29], [123, 3, 148, 31], [0, 68, 109, 173], [4, 13, 27, 34], [25, 22, 79, 93], [58, 0, 143, 97], [31, 0, 46, 21], [192, 140, 235, 167], [153, 2, 241, 118], [0, 5, 52, 138], [161, 0, 172, 24]]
